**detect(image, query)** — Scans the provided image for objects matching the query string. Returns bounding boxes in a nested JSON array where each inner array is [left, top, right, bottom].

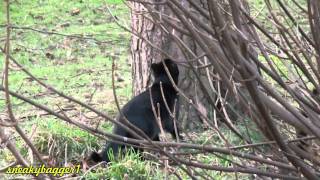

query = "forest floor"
[[0, 1, 259, 179]]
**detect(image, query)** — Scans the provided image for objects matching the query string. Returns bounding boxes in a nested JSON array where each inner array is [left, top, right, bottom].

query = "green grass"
[[0, 0, 265, 179], [22, 118, 101, 165], [83, 149, 164, 179], [0, 0, 131, 107], [0, 0, 132, 178]]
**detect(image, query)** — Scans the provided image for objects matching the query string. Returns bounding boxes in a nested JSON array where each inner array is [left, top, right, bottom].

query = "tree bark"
[[130, 1, 211, 129], [130, 0, 259, 130]]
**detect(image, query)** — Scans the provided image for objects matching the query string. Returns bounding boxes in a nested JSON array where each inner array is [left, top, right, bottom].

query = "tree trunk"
[[130, 2, 153, 96], [130, 1, 259, 130], [130, 1, 209, 129]]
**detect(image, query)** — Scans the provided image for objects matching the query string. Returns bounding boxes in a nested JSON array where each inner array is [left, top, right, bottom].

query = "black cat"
[[90, 59, 181, 162]]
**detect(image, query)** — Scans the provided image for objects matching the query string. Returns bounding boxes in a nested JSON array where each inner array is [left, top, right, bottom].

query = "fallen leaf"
[[71, 8, 80, 16]]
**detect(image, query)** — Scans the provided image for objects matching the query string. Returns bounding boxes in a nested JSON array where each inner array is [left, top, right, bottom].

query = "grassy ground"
[[0, 0, 135, 178], [0, 1, 261, 179]]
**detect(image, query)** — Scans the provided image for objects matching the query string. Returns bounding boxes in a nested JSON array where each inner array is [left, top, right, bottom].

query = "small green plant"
[[25, 118, 102, 165], [83, 149, 162, 180]]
